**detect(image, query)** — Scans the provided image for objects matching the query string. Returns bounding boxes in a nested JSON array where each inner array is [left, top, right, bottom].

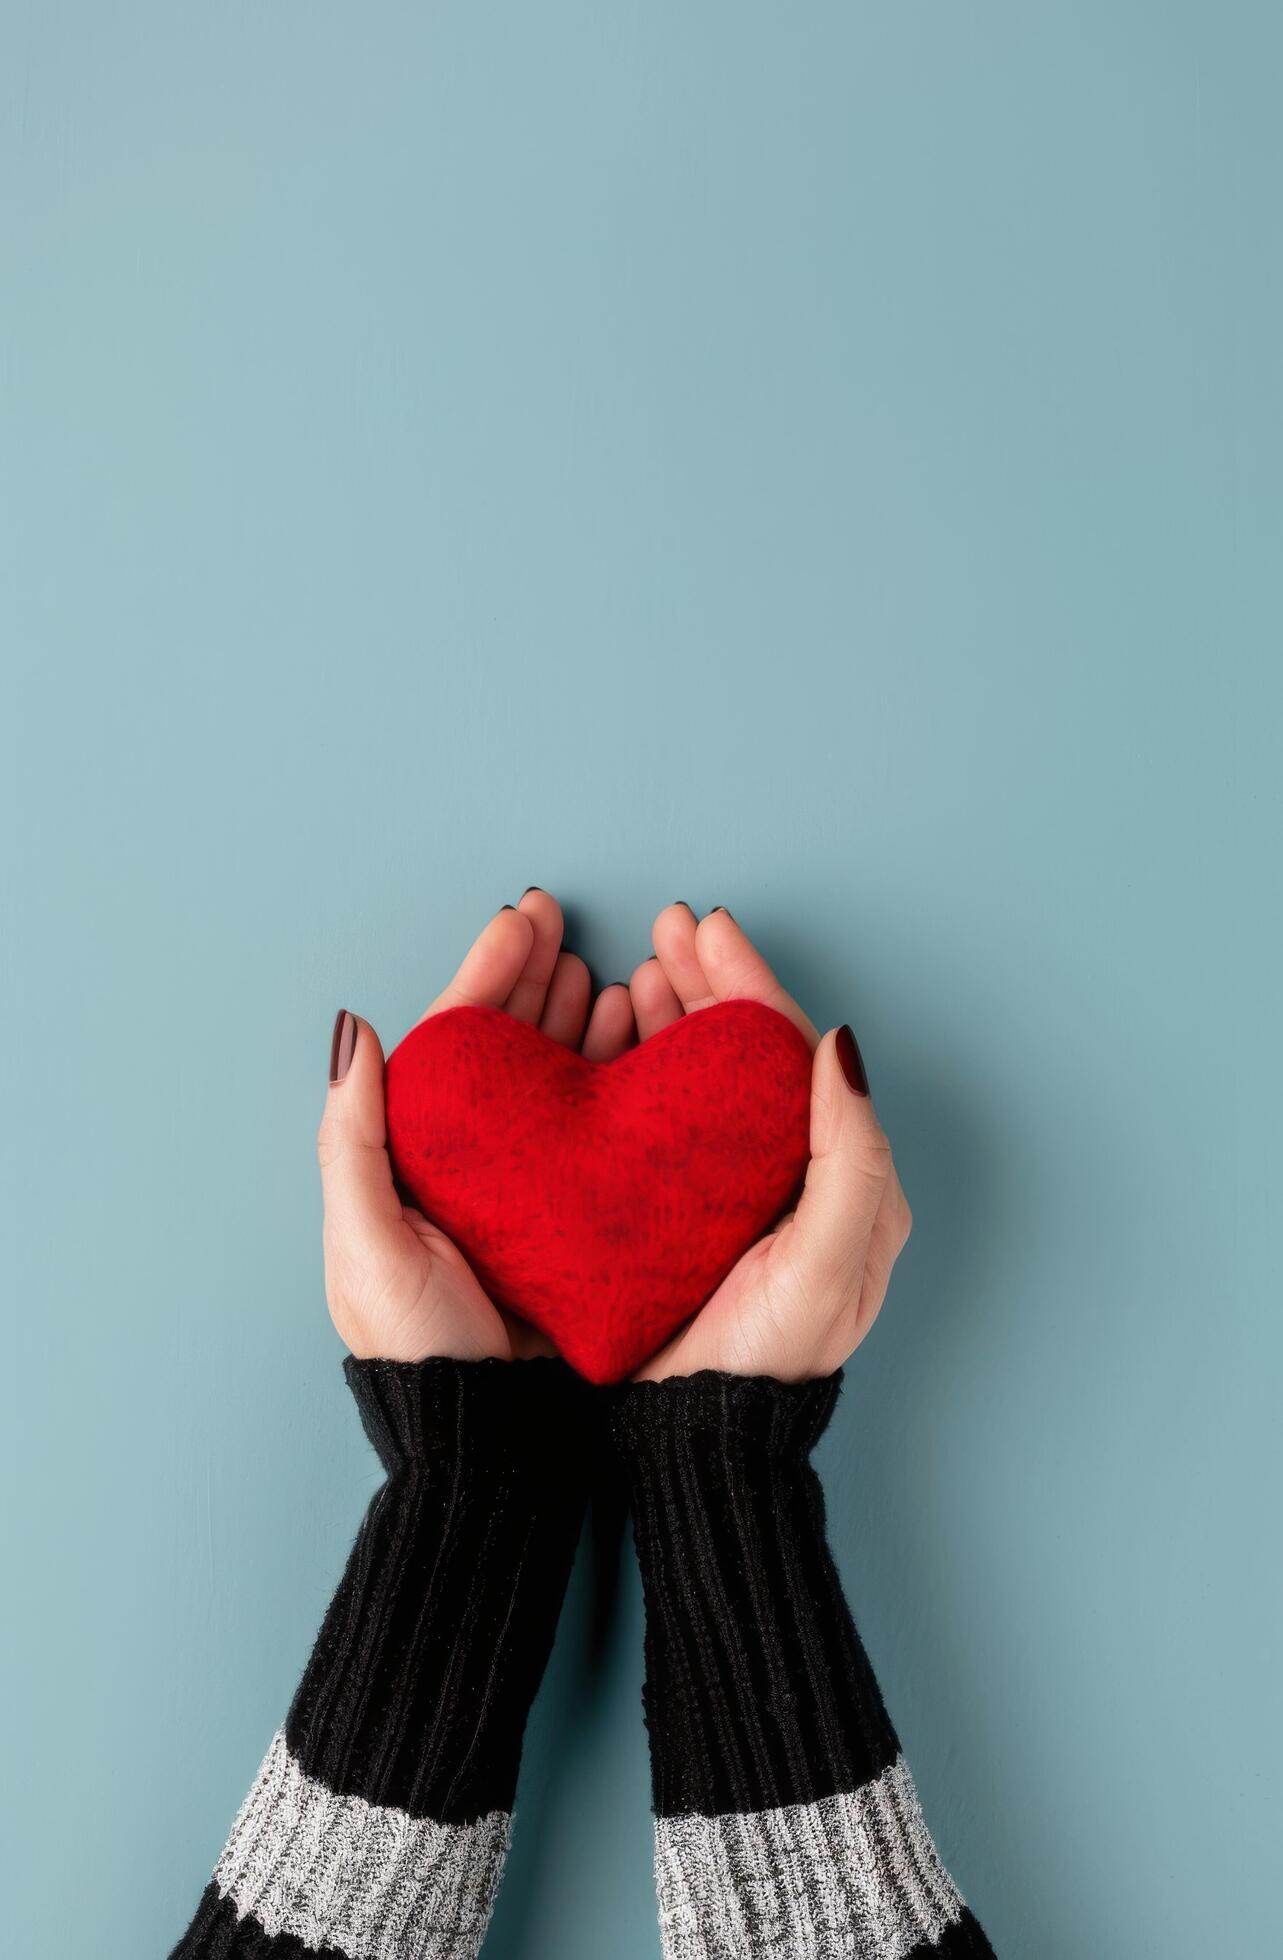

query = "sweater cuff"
[[608, 1366, 899, 1820], [282, 1352, 593, 1824], [344, 1352, 592, 1477], [608, 1366, 842, 1464]]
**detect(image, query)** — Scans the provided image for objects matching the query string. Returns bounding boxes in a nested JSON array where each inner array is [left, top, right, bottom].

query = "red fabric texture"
[[384, 999, 813, 1383]]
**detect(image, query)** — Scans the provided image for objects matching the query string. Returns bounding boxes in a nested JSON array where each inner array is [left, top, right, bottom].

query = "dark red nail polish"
[[835, 1024, 869, 1095], [330, 1009, 357, 1084]]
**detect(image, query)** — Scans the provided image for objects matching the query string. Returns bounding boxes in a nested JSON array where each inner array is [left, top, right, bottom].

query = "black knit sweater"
[[171, 1358, 992, 1958]]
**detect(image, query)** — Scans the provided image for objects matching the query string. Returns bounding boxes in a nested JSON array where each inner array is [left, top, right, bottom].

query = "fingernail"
[[330, 1009, 358, 1084], [521, 885, 544, 897], [500, 903, 515, 911], [835, 1024, 869, 1096], [710, 905, 735, 922], [672, 899, 693, 912]]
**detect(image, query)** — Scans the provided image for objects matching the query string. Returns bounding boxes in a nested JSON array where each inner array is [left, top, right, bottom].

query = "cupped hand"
[[318, 891, 637, 1363], [627, 905, 912, 1382]]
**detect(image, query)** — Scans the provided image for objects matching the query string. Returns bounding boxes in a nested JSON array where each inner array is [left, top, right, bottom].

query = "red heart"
[[384, 999, 813, 1383]]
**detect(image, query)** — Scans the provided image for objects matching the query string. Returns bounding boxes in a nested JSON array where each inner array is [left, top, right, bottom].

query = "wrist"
[[338, 1322, 508, 1365]]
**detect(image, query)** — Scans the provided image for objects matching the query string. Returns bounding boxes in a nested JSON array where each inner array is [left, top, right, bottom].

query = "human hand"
[[318, 890, 638, 1363], [627, 905, 912, 1382]]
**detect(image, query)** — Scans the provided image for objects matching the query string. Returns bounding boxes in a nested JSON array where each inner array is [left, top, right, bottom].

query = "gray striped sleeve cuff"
[[654, 1757, 970, 1960], [212, 1731, 511, 1960]]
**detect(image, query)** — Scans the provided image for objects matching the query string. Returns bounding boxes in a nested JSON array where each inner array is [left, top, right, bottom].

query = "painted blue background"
[[2, 5, 1279, 1954]]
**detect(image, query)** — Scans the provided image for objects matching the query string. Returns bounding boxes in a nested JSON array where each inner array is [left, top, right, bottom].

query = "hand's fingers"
[[539, 950, 592, 1048], [581, 982, 638, 1062], [421, 906, 535, 1021], [785, 1026, 894, 1312], [693, 908, 819, 1048], [630, 957, 685, 1040], [651, 902, 717, 1013], [505, 888, 565, 1023], [317, 1014, 402, 1246]]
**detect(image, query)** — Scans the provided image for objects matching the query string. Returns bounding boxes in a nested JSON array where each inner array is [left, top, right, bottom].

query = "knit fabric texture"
[[384, 1001, 812, 1383], [170, 1355, 593, 1960], [609, 1370, 995, 1959]]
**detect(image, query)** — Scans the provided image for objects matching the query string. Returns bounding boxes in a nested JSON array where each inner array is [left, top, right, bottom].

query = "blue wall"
[[3, 5, 1279, 1954]]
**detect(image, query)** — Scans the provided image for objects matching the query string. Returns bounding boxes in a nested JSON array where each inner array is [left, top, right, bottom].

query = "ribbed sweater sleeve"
[[608, 1370, 994, 1960], [170, 1355, 592, 1960]]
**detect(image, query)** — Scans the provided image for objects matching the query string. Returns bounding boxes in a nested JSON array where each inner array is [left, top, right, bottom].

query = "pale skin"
[[318, 895, 912, 1382]]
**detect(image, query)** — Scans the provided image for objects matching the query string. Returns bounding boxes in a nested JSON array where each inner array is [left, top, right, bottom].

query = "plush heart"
[[384, 998, 813, 1383]]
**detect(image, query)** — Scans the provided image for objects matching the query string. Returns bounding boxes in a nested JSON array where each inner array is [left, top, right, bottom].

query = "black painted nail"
[[330, 1009, 358, 1085], [521, 885, 544, 897], [500, 903, 515, 911], [672, 899, 693, 912], [710, 905, 735, 922], [835, 1024, 869, 1096]]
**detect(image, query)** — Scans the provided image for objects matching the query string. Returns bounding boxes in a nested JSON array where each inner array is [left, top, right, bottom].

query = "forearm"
[[611, 1370, 993, 1959], [172, 1355, 590, 1960]]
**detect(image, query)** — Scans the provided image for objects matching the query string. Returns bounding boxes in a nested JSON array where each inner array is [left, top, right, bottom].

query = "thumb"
[[787, 1025, 894, 1308], [317, 1010, 401, 1245]]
